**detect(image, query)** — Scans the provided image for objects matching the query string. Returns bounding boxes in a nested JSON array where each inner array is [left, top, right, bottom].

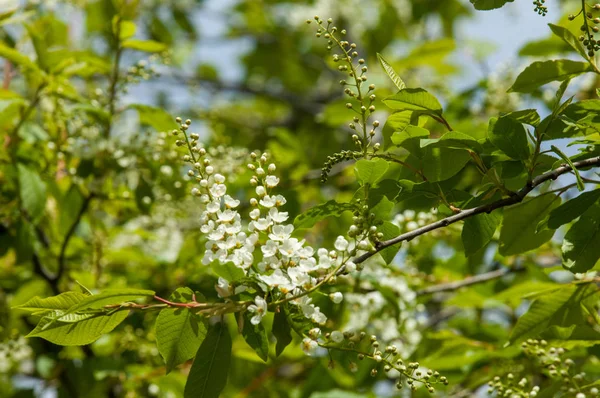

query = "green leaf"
[[378, 221, 401, 264], [0, 88, 22, 99], [548, 23, 590, 62], [508, 60, 593, 93], [27, 311, 128, 346], [544, 189, 600, 229], [14, 292, 87, 316], [377, 53, 405, 90], [122, 39, 167, 53], [488, 116, 531, 160], [562, 203, 600, 273], [0, 42, 42, 73], [509, 284, 600, 344], [17, 164, 47, 222], [422, 147, 471, 182], [461, 211, 501, 256], [64, 288, 155, 314], [272, 309, 292, 357], [293, 200, 356, 230], [309, 390, 370, 398], [503, 109, 541, 127], [156, 288, 208, 373], [499, 194, 560, 256], [239, 312, 269, 362], [550, 145, 584, 191], [113, 18, 136, 41], [383, 88, 443, 116], [391, 125, 429, 155], [383, 110, 427, 150], [184, 322, 231, 398], [354, 158, 389, 185], [543, 99, 600, 139], [211, 261, 245, 282], [421, 131, 481, 151], [129, 104, 177, 132], [470, 0, 514, 10]]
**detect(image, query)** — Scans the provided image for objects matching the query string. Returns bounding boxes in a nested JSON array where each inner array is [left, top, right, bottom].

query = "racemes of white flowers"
[[191, 150, 356, 331]]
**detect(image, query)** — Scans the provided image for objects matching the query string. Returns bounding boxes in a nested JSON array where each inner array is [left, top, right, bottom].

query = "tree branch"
[[56, 194, 93, 282], [416, 266, 524, 296], [353, 156, 600, 265], [32, 253, 59, 294]]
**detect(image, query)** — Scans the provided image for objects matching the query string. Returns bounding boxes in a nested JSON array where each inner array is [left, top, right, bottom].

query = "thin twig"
[[56, 194, 93, 282], [353, 156, 600, 265], [416, 267, 524, 296], [32, 253, 59, 294]]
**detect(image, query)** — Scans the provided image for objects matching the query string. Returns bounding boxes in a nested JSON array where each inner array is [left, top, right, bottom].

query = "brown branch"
[[56, 194, 93, 282], [32, 253, 59, 294], [416, 266, 524, 296], [3, 60, 12, 89], [353, 156, 600, 265]]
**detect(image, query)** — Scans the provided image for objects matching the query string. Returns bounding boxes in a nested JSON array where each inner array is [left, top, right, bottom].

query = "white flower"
[[334, 236, 349, 251], [224, 195, 240, 208], [261, 240, 279, 257], [217, 209, 237, 223], [280, 238, 304, 257], [214, 174, 225, 183], [259, 195, 277, 208], [255, 186, 266, 196], [209, 183, 227, 197], [249, 208, 261, 220], [330, 292, 343, 304], [265, 175, 280, 188], [301, 338, 319, 356], [206, 201, 220, 213], [308, 328, 321, 339], [268, 207, 288, 223], [310, 307, 327, 325], [288, 267, 311, 287], [259, 269, 290, 287], [273, 194, 287, 206], [215, 277, 232, 297], [269, 224, 294, 241], [200, 220, 215, 234], [406, 221, 419, 231], [247, 296, 267, 325], [404, 209, 415, 220], [345, 261, 356, 272], [297, 246, 314, 258], [330, 331, 344, 343], [252, 218, 272, 231]]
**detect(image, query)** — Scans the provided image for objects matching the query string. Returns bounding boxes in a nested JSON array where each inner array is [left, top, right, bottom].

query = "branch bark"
[[353, 156, 600, 265], [56, 194, 93, 282], [416, 266, 524, 296]]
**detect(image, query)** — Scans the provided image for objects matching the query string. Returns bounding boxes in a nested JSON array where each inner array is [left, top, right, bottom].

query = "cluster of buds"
[[569, 3, 600, 55], [315, 332, 448, 393], [320, 150, 362, 182], [522, 340, 598, 396], [489, 340, 599, 397], [533, 0, 547, 16], [308, 16, 381, 177], [487, 374, 540, 397]]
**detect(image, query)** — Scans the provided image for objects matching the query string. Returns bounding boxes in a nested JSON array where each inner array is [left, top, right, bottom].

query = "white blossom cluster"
[[392, 208, 438, 246], [0, 336, 34, 374], [343, 263, 424, 358], [191, 150, 357, 330]]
